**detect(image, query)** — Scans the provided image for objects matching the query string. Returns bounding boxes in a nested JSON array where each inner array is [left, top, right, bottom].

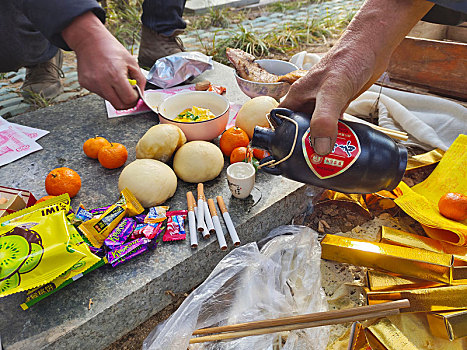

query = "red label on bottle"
[[302, 122, 361, 179]]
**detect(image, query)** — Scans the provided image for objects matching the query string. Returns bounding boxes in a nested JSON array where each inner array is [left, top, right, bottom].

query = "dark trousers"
[[0, 0, 186, 72]]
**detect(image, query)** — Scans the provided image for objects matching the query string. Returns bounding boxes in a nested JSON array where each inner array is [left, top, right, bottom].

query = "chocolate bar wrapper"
[[104, 217, 136, 250], [88, 205, 111, 216], [380, 226, 467, 262], [366, 270, 445, 291], [426, 310, 467, 340], [321, 234, 467, 285], [79, 188, 144, 248], [365, 284, 467, 312], [106, 237, 151, 267], [133, 213, 147, 224]]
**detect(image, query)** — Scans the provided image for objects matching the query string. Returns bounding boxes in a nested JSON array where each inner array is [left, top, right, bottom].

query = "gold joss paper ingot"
[[366, 270, 445, 291], [365, 284, 467, 312], [380, 226, 467, 261], [426, 310, 467, 340], [365, 318, 419, 350], [406, 148, 444, 171], [317, 190, 370, 215], [321, 234, 467, 285]]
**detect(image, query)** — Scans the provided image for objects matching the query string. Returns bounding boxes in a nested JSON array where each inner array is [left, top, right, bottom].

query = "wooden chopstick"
[[190, 309, 402, 344], [190, 299, 409, 344]]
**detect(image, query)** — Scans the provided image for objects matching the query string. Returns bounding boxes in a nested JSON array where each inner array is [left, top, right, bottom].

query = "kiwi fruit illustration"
[[8, 226, 42, 245], [0, 272, 20, 293], [0, 235, 31, 281], [19, 243, 44, 274]]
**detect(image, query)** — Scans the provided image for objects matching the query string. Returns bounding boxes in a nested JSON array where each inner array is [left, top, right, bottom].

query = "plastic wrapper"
[[147, 52, 214, 89], [143, 225, 329, 350], [0, 209, 87, 297], [104, 217, 137, 250], [106, 237, 152, 267], [162, 210, 187, 242], [145, 206, 169, 224], [79, 188, 144, 248]]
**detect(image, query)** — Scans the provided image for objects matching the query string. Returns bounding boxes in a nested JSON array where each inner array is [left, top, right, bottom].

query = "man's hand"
[[62, 11, 146, 110], [279, 0, 434, 155]]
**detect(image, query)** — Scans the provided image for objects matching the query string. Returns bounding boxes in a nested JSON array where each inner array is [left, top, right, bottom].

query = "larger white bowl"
[[157, 91, 230, 141], [234, 59, 298, 100]]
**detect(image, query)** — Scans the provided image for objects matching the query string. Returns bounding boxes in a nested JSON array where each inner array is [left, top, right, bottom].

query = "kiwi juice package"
[[0, 195, 91, 297]]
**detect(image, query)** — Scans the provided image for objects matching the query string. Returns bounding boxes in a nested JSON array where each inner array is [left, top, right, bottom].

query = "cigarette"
[[197, 183, 205, 233], [207, 198, 227, 251], [193, 190, 209, 239], [216, 196, 240, 246], [203, 200, 216, 235], [186, 192, 198, 249]]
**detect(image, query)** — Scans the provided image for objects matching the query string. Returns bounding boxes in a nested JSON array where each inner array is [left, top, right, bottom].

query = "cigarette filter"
[[426, 310, 467, 340], [365, 284, 467, 312], [216, 196, 240, 246], [203, 200, 215, 234], [186, 192, 198, 248], [364, 318, 418, 350], [366, 270, 445, 292], [207, 198, 227, 250], [380, 226, 467, 261], [197, 183, 205, 234], [321, 234, 467, 284]]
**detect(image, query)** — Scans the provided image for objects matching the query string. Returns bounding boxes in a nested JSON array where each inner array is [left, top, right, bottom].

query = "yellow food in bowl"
[[174, 106, 216, 123]]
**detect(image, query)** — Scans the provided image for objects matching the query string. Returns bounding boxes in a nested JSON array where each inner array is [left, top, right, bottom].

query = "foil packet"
[[147, 52, 213, 89]]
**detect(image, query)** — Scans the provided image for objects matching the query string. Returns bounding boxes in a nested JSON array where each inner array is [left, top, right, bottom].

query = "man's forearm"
[[62, 11, 109, 52], [332, 0, 435, 97]]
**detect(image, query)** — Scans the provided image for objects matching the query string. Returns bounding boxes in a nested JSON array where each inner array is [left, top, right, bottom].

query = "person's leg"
[[138, 0, 187, 69], [0, 0, 63, 99]]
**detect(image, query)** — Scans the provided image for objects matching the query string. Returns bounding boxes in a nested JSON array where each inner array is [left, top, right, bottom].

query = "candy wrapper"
[[106, 237, 153, 267], [147, 52, 213, 89], [145, 206, 169, 224], [0, 209, 87, 297], [79, 188, 144, 248], [104, 217, 137, 250], [162, 210, 187, 242]]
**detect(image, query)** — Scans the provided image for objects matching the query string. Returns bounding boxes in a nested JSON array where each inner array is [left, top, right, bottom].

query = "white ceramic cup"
[[226, 162, 256, 199]]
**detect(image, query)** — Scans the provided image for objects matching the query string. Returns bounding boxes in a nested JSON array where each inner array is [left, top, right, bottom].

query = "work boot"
[[21, 50, 64, 101], [138, 25, 185, 69]]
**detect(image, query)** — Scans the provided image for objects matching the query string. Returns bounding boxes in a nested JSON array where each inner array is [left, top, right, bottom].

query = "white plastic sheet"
[[143, 225, 329, 350]]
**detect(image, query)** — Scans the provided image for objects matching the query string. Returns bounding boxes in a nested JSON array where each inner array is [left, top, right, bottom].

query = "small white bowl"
[[157, 91, 230, 141], [234, 59, 298, 100]]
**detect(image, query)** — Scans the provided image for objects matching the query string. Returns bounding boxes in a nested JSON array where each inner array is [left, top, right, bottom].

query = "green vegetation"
[[100, 0, 357, 65]]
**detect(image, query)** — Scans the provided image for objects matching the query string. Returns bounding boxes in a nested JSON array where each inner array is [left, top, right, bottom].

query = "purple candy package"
[[104, 217, 136, 250], [106, 237, 152, 267]]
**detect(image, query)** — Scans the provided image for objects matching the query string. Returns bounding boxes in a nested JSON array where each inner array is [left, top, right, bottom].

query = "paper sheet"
[[0, 117, 48, 167]]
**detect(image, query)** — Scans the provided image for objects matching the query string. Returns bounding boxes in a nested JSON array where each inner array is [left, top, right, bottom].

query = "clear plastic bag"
[[143, 225, 329, 350]]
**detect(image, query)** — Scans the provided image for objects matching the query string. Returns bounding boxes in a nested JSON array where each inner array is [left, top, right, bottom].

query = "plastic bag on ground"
[[142, 225, 329, 350]]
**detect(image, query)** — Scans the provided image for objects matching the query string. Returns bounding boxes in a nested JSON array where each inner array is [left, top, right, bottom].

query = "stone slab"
[[185, 0, 260, 14], [0, 62, 310, 350]]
